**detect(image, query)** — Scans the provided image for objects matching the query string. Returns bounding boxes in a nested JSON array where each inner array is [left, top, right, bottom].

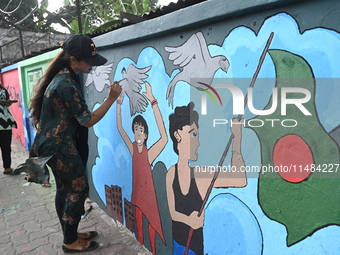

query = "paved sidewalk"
[[0, 138, 152, 255]]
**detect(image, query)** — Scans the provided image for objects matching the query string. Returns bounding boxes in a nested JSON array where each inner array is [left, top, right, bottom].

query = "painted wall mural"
[[86, 13, 340, 255], [23, 67, 44, 149], [18, 49, 60, 150], [0, 67, 25, 146], [164, 31, 229, 108]]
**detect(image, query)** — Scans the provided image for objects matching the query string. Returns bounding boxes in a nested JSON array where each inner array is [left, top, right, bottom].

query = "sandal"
[[78, 231, 98, 240], [62, 241, 99, 253], [3, 169, 19, 175]]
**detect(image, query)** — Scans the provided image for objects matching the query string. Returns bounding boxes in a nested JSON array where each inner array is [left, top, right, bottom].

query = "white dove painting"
[[164, 31, 230, 107], [120, 64, 152, 116], [84, 63, 114, 92]]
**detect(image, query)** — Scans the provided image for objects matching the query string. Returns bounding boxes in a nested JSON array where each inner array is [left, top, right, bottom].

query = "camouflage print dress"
[[30, 68, 92, 225]]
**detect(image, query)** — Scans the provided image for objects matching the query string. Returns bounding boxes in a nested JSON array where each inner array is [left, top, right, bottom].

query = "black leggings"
[[0, 129, 12, 169], [49, 157, 79, 244], [55, 185, 79, 244]]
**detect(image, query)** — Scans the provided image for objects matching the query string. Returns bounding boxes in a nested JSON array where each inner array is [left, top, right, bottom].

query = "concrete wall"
[[1, 50, 59, 149], [18, 49, 61, 150], [82, 0, 340, 254], [0, 64, 24, 146]]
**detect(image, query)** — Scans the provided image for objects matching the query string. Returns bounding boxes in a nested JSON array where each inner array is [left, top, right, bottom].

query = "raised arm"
[[116, 93, 133, 155], [214, 118, 247, 187], [143, 82, 168, 165], [84, 81, 122, 127]]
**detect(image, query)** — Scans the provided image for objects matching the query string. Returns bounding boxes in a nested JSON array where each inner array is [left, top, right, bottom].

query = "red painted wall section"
[[1, 69, 25, 147]]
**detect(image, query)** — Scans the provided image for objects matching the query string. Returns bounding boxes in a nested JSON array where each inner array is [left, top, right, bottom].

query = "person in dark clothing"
[[29, 34, 122, 253], [0, 83, 18, 175]]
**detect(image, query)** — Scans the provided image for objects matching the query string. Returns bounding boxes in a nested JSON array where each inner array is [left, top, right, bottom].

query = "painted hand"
[[188, 210, 204, 229], [142, 81, 155, 102], [231, 118, 244, 137]]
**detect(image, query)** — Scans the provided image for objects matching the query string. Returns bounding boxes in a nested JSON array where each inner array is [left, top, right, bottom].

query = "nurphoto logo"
[[194, 78, 313, 128]]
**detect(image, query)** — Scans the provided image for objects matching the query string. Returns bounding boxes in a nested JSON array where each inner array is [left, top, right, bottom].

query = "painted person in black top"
[[166, 102, 247, 255], [171, 164, 203, 254]]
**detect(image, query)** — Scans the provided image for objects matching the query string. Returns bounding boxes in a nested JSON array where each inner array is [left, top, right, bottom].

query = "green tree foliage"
[[62, 0, 159, 34], [0, 0, 48, 31], [47, 0, 160, 34], [0, 0, 159, 34]]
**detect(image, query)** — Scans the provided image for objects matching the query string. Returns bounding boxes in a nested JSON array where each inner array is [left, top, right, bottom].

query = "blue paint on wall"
[[204, 193, 263, 255], [90, 11, 340, 255]]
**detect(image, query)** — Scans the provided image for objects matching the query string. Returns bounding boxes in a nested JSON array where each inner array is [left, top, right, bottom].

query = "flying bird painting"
[[84, 63, 114, 92], [120, 64, 152, 116], [164, 31, 230, 107]]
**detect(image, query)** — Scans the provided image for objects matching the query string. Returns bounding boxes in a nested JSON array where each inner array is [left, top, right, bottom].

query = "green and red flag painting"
[[250, 49, 340, 246]]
